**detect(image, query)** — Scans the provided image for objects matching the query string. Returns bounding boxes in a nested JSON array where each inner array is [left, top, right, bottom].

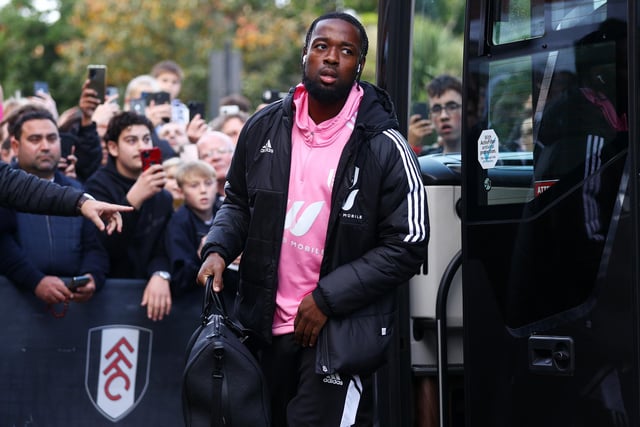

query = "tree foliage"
[[58, 0, 238, 110], [411, 0, 465, 101], [0, 0, 78, 104], [0, 0, 465, 114]]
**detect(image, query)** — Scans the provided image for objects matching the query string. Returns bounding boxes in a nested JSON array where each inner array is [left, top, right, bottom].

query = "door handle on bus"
[[528, 335, 574, 375]]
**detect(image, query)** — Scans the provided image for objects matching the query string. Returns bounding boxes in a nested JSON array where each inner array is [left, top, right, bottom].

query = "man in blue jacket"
[[198, 12, 429, 426], [0, 109, 109, 309]]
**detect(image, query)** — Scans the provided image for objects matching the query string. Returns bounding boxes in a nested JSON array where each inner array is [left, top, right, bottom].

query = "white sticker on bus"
[[478, 129, 499, 169]]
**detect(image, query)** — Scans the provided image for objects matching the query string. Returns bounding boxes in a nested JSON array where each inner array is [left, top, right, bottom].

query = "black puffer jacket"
[[202, 82, 429, 344], [0, 161, 82, 215]]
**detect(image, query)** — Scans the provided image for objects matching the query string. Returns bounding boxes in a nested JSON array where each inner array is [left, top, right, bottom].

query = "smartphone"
[[219, 105, 240, 116], [87, 64, 107, 103], [65, 275, 91, 291], [140, 147, 163, 171], [60, 139, 74, 159], [187, 101, 206, 121], [130, 98, 146, 116], [171, 100, 190, 125], [140, 91, 152, 103], [151, 91, 171, 105], [33, 81, 49, 95], [412, 102, 429, 119]]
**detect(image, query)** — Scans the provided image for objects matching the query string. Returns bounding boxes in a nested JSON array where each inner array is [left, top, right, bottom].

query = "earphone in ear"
[[302, 54, 307, 65], [356, 63, 362, 74]]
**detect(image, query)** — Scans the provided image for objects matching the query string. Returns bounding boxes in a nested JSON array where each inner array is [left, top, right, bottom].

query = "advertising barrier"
[[0, 276, 203, 426]]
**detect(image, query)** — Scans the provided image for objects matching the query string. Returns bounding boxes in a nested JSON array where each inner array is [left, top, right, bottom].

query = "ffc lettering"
[[103, 337, 134, 400], [87, 326, 151, 422]]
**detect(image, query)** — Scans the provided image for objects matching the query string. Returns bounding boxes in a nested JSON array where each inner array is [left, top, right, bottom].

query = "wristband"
[[76, 193, 95, 213]]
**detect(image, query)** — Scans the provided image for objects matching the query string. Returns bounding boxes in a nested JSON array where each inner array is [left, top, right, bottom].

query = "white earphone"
[[356, 63, 361, 74], [302, 54, 307, 65]]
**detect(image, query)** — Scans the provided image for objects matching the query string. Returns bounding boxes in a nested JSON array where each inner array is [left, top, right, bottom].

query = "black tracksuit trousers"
[[260, 333, 373, 427]]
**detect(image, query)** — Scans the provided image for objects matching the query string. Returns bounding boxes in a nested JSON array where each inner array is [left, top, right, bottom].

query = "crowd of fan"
[[0, 60, 262, 321]]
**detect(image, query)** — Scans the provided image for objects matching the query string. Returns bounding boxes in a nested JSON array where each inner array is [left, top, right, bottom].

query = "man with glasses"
[[196, 130, 234, 203], [409, 74, 463, 155]]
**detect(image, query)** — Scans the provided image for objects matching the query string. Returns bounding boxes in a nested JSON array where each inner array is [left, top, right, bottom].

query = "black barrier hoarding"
[[0, 276, 202, 426]]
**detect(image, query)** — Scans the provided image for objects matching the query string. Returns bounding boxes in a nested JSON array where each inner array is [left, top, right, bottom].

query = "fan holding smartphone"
[[84, 111, 174, 322], [408, 75, 464, 155], [140, 91, 172, 125]]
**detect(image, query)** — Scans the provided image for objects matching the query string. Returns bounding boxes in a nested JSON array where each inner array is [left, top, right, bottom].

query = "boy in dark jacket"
[[165, 160, 218, 297], [166, 160, 239, 308]]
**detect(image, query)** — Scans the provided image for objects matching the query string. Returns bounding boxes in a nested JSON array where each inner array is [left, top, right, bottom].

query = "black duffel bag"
[[182, 277, 271, 427]]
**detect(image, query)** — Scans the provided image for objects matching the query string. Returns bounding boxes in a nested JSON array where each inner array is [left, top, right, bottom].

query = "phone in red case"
[[140, 147, 162, 171]]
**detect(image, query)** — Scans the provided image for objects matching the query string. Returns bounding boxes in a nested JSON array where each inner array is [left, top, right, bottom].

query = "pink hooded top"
[[272, 82, 363, 335]]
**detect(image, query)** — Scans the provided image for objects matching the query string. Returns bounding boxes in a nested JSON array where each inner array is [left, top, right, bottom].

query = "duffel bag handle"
[[202, 277, 246, 341], [202, 276, 229, 324]]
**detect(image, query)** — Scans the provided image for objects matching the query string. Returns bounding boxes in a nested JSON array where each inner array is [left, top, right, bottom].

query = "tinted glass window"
[[492, 0, 545, 44], [492, 0, 609, 45], [467, 0, 628, 330]]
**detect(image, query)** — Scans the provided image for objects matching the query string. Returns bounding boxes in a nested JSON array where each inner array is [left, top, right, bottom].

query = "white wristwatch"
[[153, 271, 171, 281]]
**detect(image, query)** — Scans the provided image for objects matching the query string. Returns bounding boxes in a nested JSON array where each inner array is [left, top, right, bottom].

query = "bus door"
[[462, 0, 636, 426]]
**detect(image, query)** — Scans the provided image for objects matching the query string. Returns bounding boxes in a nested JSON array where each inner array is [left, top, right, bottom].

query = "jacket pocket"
[[316, 308, 394, 376]]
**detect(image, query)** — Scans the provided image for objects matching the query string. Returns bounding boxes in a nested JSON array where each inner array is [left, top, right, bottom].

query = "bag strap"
[[201, 278, 212, 325], [210, 347, 232, 427], [203, 282, 234, 427], [210, 328, 225, 427]]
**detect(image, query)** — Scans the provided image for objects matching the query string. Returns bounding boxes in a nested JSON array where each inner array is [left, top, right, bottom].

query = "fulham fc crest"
[[85, 325, 152, 421]]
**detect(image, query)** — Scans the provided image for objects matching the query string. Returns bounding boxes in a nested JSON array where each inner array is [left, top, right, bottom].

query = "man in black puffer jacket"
[[198, 12, 429, 427]]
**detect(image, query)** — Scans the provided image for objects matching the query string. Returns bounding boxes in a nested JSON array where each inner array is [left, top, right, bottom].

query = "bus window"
[[492, 0, 545, 44], [409, 0, 463, 156], [467, 0, 628, 328], [471, 11, 626, 210], [492, 0, 610, 45], [505, 22, 628, 330], [505, 27, 625, 330], [534, 22, 627, 200], [471, 55, 537, 207]]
